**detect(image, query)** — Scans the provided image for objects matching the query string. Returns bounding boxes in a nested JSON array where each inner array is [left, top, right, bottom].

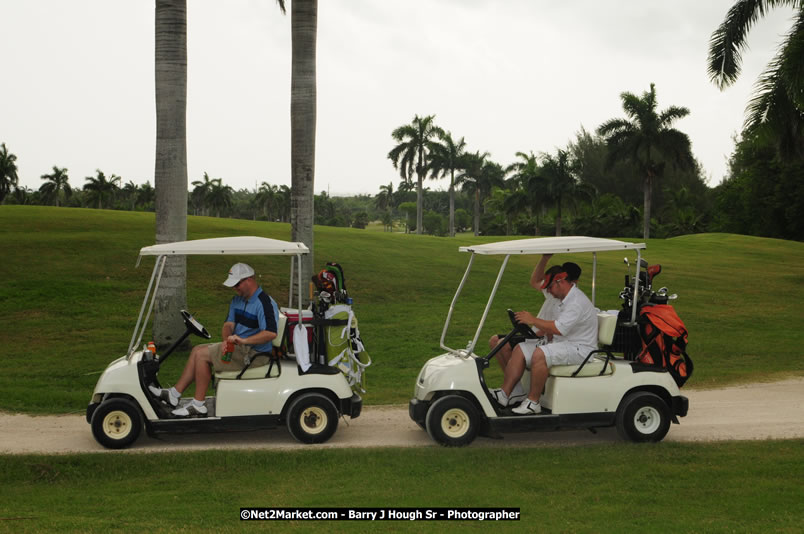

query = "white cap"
[[223, 263, 255, 287]]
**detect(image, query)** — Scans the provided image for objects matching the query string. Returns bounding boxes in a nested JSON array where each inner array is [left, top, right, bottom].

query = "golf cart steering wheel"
[[507, 308, 535, 337], [180, 310, 211, 339]]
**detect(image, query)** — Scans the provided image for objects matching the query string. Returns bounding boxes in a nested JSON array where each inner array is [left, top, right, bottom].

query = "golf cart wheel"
[[286, 393, 339, 444], [91, 398, 143, 449], [425, 396, 480, 447], [616, 391, 671, 443]]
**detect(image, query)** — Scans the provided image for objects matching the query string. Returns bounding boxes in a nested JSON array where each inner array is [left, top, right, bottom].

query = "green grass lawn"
[[2, 206, 803, 533], [1, 441, 802, 533], [1, 205, 803, 413]]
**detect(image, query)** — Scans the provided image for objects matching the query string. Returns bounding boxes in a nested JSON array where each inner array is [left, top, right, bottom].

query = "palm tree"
[[191, 172, 219, 216], [137, 182, 155, 210], [288, 0, 316, 302], [0, 143, 19, 204], [11, 186, 32, 205], [708, 0, 804, 159], [388, 114, 444, 234], [485, 186, 526, 236], [153, 0, 189, 346], [375, 182, 394, 211], [39, 166, 72, 207], [122, 181, 139, 210], [256, 181, 279, 220], [507, 151, 546, 235], [540, 148, 579, 237], [597, 83, 694, 239], [428, 131, 467, 237], [206, 180, 234, 217], [84, 170, 121, 209], [277, 184, 291, 222], [456, 150, 489, 236]]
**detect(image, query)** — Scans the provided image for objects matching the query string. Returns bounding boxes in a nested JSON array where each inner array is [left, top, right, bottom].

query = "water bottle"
[[147, 341, 157, 355], [222, 340, 234, 363]]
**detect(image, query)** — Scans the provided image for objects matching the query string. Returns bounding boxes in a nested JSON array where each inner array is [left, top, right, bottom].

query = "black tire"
[[91, 398, 143, 449], [425, 396, 480, 447], [616, 391, 671, 443], [286, 393, 339, 444]]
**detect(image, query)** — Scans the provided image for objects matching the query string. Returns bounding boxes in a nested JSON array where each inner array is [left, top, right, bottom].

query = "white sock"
[[191, 398, 205, 407], [169, 387, 181, 399]]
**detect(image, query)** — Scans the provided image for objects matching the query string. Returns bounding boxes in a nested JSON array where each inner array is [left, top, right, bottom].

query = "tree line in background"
[[1, 0, 801, 241], [1, 107, 800, 241]]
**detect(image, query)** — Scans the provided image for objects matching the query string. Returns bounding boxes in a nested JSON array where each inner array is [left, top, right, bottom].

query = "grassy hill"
[[1, 205, 803, 414]]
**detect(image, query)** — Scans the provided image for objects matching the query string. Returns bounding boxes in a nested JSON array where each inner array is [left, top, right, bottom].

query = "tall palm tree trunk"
[[416, 171, 424, 234], [153, 0, 188, 348], [474, 190, 480, 237], [291, 0, 317, 303], [415, 147, 424, 235], [643, 174, 652, 239], [448, 170, 455, 237]]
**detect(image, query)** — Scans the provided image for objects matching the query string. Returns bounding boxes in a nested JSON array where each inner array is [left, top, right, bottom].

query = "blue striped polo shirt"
[[226, 287, 279, 353]]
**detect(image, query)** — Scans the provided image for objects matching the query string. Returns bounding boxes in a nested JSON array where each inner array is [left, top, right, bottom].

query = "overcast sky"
[[2, 0, 798, 197]]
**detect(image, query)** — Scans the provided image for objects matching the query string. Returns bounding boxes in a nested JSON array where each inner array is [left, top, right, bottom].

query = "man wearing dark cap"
[[489, 257, 596, 414], [149, 262, 279, 417], [488, 255, 581, 404]]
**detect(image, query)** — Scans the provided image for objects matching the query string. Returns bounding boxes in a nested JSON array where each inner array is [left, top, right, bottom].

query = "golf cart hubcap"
[[102, 410, 132, 439], [441, 408, 469, 437], [301, 407, 327, 435], [634, 406, 661, 434]]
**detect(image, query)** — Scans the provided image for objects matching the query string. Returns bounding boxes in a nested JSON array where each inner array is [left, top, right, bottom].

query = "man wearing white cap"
[[149, 262, 280, 416]]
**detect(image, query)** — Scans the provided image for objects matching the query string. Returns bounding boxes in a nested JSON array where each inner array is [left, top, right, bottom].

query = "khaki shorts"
[[206, 342, 272, 373]]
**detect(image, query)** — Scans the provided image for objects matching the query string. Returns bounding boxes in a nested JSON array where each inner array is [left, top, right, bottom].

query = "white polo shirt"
[[553, 284, 598, 351], [537, 289, 560, 321]]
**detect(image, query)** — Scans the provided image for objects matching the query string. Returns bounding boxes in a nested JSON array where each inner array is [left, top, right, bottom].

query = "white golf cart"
[[409, 236, 689, 446], [87, 236, 361, 449]]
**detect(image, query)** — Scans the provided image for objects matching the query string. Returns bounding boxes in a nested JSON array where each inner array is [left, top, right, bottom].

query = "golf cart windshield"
[[443, 236, 645, 356], [128, 236, 309, 358]]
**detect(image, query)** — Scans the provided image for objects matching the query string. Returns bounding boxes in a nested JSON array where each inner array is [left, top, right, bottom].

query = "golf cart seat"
[[215, 312, 287, 380], [549, 313, 617, 377]]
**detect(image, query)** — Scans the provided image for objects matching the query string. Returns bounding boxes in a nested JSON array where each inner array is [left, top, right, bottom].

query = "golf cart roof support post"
[[296, 253, 303, 313], [127, 254, 167, 357], [440, 253, 476, 352], [466, 254, 510, 356], [629, 249, 643, 324], [591, 252, 597, 307], [289, 255, 295, 308]]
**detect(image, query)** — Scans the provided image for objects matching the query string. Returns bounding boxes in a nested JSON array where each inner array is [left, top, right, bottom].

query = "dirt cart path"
[[1, 378, 802, 454]]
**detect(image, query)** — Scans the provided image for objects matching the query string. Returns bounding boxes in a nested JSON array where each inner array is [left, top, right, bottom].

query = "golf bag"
[[310, 263, 371, 393], [636, 304, 693, 387], [311, 262, 348, 304]]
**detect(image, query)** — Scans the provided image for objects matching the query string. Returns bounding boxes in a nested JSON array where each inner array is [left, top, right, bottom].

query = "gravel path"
[[1, 378, 802, 454]]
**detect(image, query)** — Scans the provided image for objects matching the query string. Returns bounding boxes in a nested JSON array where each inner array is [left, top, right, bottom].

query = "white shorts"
[[519, 340, 594, 368]]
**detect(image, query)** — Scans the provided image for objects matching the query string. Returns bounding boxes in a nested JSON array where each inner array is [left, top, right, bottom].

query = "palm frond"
[[777, 7, 804, 110], [708, 0, 799, 89], [658, 105, 691, 126]]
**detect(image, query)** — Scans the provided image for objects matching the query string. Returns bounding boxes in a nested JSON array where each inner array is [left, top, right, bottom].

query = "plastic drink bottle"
[[222, 340, 234, 363]]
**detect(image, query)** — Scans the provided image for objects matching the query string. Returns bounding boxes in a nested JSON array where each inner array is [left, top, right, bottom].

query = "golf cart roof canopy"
[[444, 236, 646, 356], [459, 236, 645, 256], [129, 236, 308, 357], [138, 236, 309, 258]]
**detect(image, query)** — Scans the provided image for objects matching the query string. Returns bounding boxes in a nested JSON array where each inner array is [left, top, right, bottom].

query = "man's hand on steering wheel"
[[514, 311, 538, 327], [507, 309, 537, 338]]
